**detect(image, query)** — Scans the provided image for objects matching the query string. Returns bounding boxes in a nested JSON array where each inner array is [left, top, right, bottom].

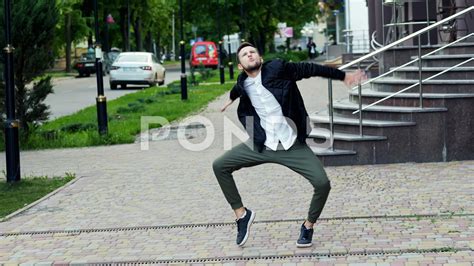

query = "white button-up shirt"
[[243, 72, 297, 151]]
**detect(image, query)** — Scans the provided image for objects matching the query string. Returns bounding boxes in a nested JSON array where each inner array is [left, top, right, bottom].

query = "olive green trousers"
[[212, 141, 331, 223]]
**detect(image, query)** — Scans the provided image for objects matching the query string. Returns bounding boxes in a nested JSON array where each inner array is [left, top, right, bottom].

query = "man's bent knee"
[[212, 158, 224, 176], [314, 179, 331, 193]]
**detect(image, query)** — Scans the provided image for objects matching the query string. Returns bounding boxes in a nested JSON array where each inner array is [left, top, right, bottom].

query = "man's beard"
[[242, 60, 262, 73]]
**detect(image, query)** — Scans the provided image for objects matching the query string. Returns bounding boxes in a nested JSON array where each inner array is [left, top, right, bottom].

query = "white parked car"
[[109, 52, 165, 90]]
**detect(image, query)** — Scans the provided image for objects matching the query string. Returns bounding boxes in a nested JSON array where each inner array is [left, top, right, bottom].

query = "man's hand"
[[220, 99, 234, 112], [343, 69, 367, 87]]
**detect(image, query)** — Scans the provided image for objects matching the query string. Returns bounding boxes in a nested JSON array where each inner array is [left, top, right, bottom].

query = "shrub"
[[264, 51, 308, 62], [60, 123, 96, 133]]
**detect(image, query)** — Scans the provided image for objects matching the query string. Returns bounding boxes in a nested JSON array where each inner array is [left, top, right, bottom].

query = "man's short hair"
[[236, 42, 259, 62]]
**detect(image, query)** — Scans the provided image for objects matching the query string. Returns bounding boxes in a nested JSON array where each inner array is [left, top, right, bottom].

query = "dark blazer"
[[230, 59, 346, 152]]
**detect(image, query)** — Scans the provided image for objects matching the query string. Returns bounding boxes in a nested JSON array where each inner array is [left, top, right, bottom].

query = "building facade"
[[367, 0, 474, 46]]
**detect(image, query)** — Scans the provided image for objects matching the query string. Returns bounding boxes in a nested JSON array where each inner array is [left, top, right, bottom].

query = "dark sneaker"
[[296, 223, 313, 247], [236, 208, 255, 246]]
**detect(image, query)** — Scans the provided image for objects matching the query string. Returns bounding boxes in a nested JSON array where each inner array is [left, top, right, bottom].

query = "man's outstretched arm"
[[284, 61, 367, 87]]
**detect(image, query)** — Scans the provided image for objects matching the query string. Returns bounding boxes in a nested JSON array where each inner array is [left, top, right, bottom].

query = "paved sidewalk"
[[0, 77, 473, 265]]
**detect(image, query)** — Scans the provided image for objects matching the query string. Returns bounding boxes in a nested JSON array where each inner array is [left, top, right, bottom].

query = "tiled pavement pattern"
[[0, 78, 473, 264]]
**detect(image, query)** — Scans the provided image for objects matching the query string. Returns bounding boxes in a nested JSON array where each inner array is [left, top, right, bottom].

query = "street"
[[45, 67, 182, 120]]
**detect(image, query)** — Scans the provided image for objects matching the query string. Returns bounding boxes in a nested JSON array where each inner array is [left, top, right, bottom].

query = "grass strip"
[[0, 174, 75, 219]]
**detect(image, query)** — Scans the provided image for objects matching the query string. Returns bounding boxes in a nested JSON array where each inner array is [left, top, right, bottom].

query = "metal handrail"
[[338, 6, 474, 71], [351, 33, 474, 91], [370, 31, 383, 50], [324, 6, 474, 151], [352, 57, 474, 114]]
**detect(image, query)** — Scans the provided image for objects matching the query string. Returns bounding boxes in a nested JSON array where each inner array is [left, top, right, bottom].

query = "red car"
[[190, 41, 219, 69]]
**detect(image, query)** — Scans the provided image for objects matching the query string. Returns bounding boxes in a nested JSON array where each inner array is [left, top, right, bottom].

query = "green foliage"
[[197, 65, 213, 81], [60, 123, 96, 133], [93, 0, 175, 52], [0, 1, 58, 135], [316, 0, 344, 19], [188, 65, 216, 86], [0, 174, 75, 219], [0, 1, 59, 83], [55, 0, 90, 57], [264, 51, 308, 62], [117, 102, 146, 114], [182, 0, 320, 55]]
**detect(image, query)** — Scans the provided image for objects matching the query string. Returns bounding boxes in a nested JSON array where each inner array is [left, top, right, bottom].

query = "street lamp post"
[[3, 0, 21, 182], [225, 0, 234, 80], [179, 0, 188, 100], [219, 40, 225, 84], [217, 0, 225, 84], [227, 39, 234, 80], [94, 0, 108, 135]]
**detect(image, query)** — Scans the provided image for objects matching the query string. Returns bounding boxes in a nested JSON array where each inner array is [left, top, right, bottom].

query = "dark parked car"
[[73, 52, 106, 77], [73, 52, 96, 77]]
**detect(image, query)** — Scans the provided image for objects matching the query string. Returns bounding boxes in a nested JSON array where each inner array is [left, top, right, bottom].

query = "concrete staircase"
[[309, 43, 474, 166]]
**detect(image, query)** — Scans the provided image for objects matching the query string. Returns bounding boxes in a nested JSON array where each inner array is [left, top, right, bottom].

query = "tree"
[[182, 0, 319, 55], [56, 0, 90, 72], [142, 0, 175, 56], [0, 0, 59, 136]]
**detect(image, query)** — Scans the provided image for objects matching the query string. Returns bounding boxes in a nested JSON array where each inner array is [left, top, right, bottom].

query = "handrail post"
[[358, 62, 363, 136], [382, 2, 385, 45], [426, 0, 430, 46], [418, 34, 423, 108], [328, 79, 334, 151]]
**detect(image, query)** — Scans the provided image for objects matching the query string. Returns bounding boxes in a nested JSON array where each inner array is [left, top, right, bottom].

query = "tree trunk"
[[134, 15, 142, 51], [65, 12, 72, 72], [269, 39, 276, 53], [87, 33, 93, 48], [145, 31, 153, 53], [119, 7, 128, 51], [257, 29, 266, 55], [102, 8, 109, 53], [156, 32, 161, 59]]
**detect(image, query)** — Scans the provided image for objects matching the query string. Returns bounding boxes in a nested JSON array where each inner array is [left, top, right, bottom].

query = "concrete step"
[[334, 100, 448, 112], [371, 78, 474, 93], [309, 145, 357, 156], [310, 112, 416, 128], [331, 100, 447, 121], [410, 54, 474, 67], [348, 88, 474, 107], [393, 66, 474, 79], [308, 128, 387, 141], [381, 43, 474, 72], [310, 112, 416, 136]]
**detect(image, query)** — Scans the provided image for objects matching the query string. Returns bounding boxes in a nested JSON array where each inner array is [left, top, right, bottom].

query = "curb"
[[0, 175, 82, 223]]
